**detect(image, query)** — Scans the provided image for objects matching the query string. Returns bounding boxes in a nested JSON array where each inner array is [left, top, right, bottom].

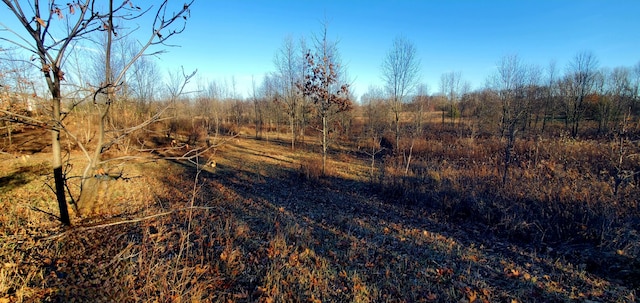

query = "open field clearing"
[[1, 129, 638, 302], [3, 1, 640, 301]]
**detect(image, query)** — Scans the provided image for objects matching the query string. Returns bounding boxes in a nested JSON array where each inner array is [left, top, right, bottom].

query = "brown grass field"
[[0, 122, 639, 302]]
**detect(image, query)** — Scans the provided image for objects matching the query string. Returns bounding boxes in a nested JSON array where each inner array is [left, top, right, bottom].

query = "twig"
[[39, 206, 219, 241], [23, 205, 61, 220]]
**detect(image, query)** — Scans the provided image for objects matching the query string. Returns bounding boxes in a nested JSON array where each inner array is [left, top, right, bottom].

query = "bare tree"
[[522, 64, 542, 133], [296, 36, 312, 144], [129, 52, 162, 109], [361, 85, 387, 183], [82, 2, 196, 214], [274, 35, 301, 149], [632, 62, 640, 114], [0, 49, 38, 147], [439, 71, 463, 127], [540, 60, 558, 133], [593, 68, 610, 134], [208, 80, 224, 135], [381, 35, 421, 153], [0, 0, 194, 224], [564, 51, 599, 138], [413, 83, 431, 138], [297, 22, 352, 175], [605, 66, 633, 132], [258, 72, 282, 140], [403, 83, 430, 176], [489, 54, 528, 184], [250, 75, 264, 139]]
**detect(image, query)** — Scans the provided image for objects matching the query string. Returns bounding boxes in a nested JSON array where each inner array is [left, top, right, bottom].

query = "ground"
[[0, 130, 637, 302]]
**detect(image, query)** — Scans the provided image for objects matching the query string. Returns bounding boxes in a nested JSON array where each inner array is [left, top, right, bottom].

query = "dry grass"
[[0, 128, 638, 302]]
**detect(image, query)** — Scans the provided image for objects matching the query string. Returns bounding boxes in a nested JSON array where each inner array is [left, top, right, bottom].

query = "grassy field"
[[0, 126, 638, 302]]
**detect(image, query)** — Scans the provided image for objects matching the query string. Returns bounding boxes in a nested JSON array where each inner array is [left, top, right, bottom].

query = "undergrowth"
[[0, 132, 638, 302]]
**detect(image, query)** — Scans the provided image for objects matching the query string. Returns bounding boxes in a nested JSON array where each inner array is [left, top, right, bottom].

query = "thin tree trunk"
[[404, 138, 414, 176], [7, 122, 12, 147], [370, 138, 377, 183], [503, 128, 516, 185], [52, 95, 70, 225], [322, 114, 327, 176], [290, 116, 295, 150], [78, 1, 114, 214], [395, 110, 400, 153]]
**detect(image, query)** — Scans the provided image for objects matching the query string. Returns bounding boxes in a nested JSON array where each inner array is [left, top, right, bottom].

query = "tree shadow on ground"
[[4, 121, 637, 301], [164, 146, 632, 302], [0, 169, 29, 193], [0, 161, 49, 193], [23, 140, 634, 302], [1, 127, 49, 154]]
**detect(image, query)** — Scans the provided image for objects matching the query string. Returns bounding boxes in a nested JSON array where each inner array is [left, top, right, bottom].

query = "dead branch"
[[0, 108, 50, 129], [39, 206, 219, 241]]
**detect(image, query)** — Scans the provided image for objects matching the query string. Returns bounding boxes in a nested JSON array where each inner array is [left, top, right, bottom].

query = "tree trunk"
[[290, 116, 295, 150], [502, 128, 516, 185], [370, 137, 377, 183], [77, 103, 109, 215], [395, 109, 400, 153], [52, 96, 71, 225], [322, 114, 327, 176], [78, 4, 113, 215]]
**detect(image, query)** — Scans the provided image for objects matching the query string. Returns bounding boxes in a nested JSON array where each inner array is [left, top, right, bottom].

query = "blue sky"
[[158, 0, 640, 99], [3, 1, 640, 100]]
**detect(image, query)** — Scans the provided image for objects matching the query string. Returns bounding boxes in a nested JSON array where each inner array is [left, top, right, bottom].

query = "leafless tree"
[[261, 72, 285, 140], [296, 36, 312, 144], [632, 62, 640, 114], [81, 2, 196, 214], [0, 49, 38, 147], [489, 54, 528, 184], [360, 85, 387, 182], [206, 79, 224, 135], [403, 83, 430, 175], [458, 88, 486, 140], [274, 35, 302, 149], [522, 64, 542, 133], [250, 75, 264, 139], [439, 71, 463, 127], [129, 51, 162, 109], [0, 0, 194, 224], [540, 60, 558, 133], [593, 68, 610, 133], [381, 35, 421, 153], [413, 83, 431, 123], [564, 51, 599, 138], [604, 66, 633, 133]]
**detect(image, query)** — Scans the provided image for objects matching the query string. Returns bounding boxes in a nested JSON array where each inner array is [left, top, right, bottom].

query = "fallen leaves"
[[505, 268, 521, 278], [0, 137, 636, 302], [436, 267, 454, 277]]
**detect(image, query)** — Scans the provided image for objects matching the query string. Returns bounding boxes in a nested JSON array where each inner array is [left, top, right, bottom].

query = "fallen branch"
[[40, 206, 219, 241], [23, 205, 61, 221]]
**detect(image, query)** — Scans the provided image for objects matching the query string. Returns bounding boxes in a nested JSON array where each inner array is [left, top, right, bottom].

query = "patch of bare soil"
[[0, 135, 637, 302]]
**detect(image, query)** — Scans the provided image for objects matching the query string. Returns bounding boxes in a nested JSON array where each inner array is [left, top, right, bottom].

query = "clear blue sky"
[[3, 1, 640, 100], [157, 0, 640, 100]]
